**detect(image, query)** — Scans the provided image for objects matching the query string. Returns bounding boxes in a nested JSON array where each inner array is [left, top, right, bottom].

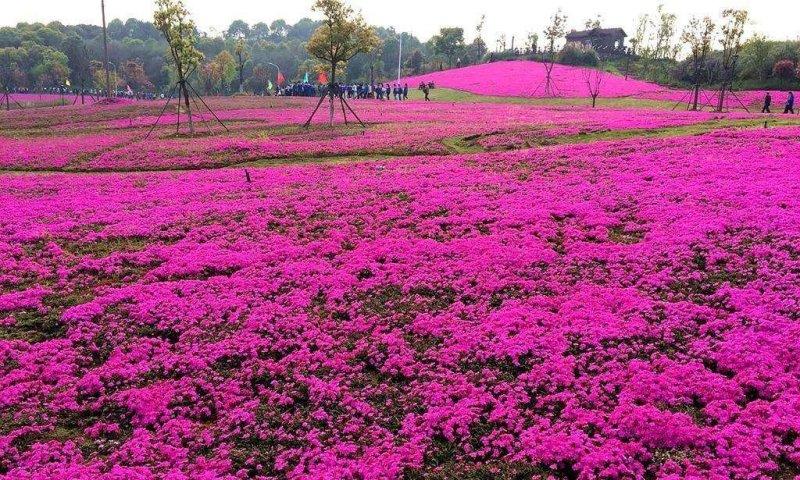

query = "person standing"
[[403, 83, 409, 101], [762, 92, 771, 113], [422, 84, 430, 102], [784, 91, 795, 114]]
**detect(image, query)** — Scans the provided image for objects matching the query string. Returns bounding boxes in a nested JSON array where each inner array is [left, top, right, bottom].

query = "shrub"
[[557, 42, 600, 67]]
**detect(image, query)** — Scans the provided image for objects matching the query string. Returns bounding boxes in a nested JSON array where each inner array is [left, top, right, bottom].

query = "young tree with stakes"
[[153, 0, 203, 134], [541, 9, 567, 97], [716, 9, 748, 112], [305, 0, 380, 127], [681, 16, 715, 111]]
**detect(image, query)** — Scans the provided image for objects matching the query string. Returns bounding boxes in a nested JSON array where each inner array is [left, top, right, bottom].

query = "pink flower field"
[[2, 86, 800, 480]]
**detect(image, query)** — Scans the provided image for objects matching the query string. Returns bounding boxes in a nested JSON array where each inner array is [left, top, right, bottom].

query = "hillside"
[[402, 60, 777, 109]]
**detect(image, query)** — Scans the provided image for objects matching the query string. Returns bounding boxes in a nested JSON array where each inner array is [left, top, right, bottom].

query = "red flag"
[[318, 72, 328, 84], [277, 72, 286, 85]]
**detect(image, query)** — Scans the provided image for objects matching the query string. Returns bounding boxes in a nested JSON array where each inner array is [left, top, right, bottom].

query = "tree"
[[63, 36, 91, 102], [653, 4, 678, 61], [525, 32, 539, 54], [199, 61, 221, 94], [288, 18, 320, 40], [739, 35, 772, 82], [716, 9, 748, 111], [234, 38, 250, 93], [542, 9, 567, 96], [408, 49, 423, 74], [226, 20, 249, 40], [584, 15, 602, 30], [250, 22, 270, 42], [245, 64, 270, 94], [774, 60, 795, 87], [305, 0, 380, 126], [154, 0, 204, 134], [431, 27, 465, 68], [583, 67, 604, 107], [270, 20, 288, 40], [122, 59, 153, 91], [470, 15, 488, 61], [681, 16, 715, 110], [214, 50, 236, 94]]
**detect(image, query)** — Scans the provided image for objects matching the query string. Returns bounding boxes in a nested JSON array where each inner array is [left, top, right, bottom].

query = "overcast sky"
[[2, 0, 797, 46]]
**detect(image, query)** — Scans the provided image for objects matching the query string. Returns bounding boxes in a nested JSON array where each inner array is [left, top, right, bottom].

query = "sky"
[[2, 0, 798, 46]]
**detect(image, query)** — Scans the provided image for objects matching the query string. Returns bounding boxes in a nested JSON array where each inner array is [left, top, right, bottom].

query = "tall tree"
[[739, 35, 771, 82], [121, 59, 153, 91], [681, 16, 715, 110], [214, 50, 236, 94], [154, 0, 204, 134], [432, 28, 465, 68], [63, 36, 91, 102], [234, 38, 250, 93], [250, 22, 271, 42], [225, 20, 250, 40], [306, 0, 380, 126]]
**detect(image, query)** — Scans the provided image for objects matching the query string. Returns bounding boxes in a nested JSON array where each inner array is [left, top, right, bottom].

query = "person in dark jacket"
[[762, 92, 771, 113], [784, 91, 795, 114]]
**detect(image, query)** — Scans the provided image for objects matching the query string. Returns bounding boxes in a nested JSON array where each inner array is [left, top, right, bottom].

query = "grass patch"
[[407, 87, 678, 110]]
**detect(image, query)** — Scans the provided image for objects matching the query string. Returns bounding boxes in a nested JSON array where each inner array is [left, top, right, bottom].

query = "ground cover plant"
[[2, 68, 800, 480]]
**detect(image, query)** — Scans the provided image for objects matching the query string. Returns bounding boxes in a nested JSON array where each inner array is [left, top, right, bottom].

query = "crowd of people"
[[3, 85, 160, 101], [274, 81, 436, 101]]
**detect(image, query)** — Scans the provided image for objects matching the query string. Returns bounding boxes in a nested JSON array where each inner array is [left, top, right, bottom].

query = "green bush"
[[556, 42, 600, 67]]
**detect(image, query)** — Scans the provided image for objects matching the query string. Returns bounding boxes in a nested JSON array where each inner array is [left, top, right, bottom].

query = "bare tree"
[[583, 68, 604, 108], [542, 9, 567, 97], [681, 16, 715, 110]]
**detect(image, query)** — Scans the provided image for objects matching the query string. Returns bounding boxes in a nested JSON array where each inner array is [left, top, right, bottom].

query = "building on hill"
[[565, 28, 627, 52]]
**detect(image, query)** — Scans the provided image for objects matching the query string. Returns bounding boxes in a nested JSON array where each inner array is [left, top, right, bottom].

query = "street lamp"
[[267, 62, 281, 90]]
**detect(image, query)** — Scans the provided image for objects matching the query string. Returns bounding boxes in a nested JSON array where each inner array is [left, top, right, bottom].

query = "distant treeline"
[[0, 19, 485, 94]]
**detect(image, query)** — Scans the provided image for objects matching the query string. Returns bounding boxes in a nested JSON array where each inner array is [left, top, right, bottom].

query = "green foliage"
[[153, 0, 203, 82], [431, 27, 466, 68], [306, 0, 380, 83], [557, 42, 600, 67]]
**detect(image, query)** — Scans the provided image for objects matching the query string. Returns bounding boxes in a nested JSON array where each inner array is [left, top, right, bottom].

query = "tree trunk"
[[328, 64, 336, 127], [691, 84, 700, 111], [592, 95, 597, 108], [181, 82, 194, 134], [239, 68, 244, 93]]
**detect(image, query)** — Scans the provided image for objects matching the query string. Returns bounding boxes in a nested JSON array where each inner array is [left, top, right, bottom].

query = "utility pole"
[[101, 0, 112, 98], [397, 33, 403, 83]]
